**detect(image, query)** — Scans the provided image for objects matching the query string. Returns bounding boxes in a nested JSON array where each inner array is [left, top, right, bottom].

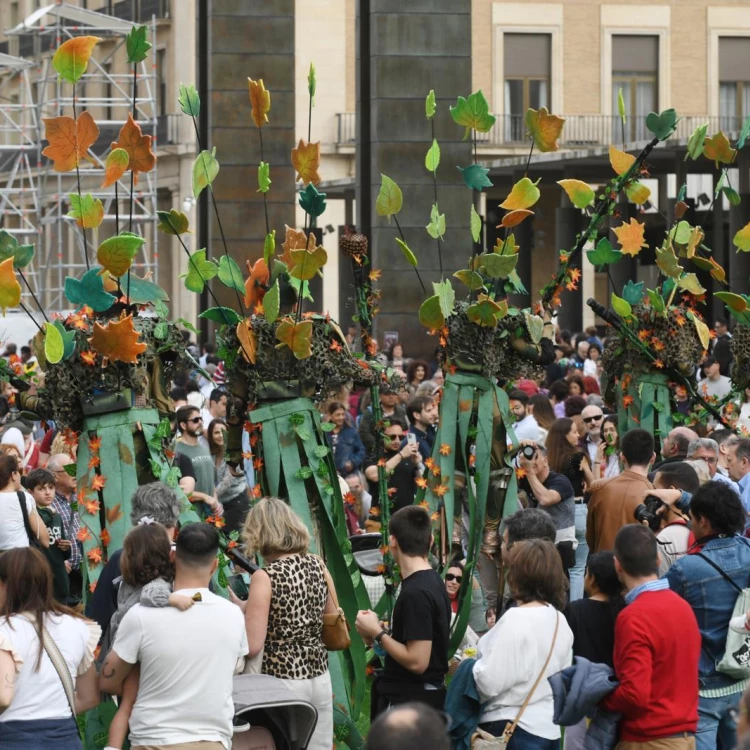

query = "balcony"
[[156, 113, 184, 146]]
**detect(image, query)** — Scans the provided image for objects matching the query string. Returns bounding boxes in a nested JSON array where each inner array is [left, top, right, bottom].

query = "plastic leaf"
[[395, 238, 417, 267], [88, 313, 147, 364], [617, 89, 626, 124], [0, 257, 20, 315], [715, 292, 748, 312], [419, 296, 444, 330], [738, 116, 750, 150], [257, 161, 271, 193], [126, 25, 151, 64], [178, 83, 200, 117], [433, 279, 455, 320], [470, 205, 482, 243], [113, 272, 168, 305], [459, 164, 492, 191], [501, 177, 540, 210], [557, 179, 594, 209], [236, 319, 257, 364], [289, 244, 327, 281], [42, 112, 99, 172], [111, 114, 155, 185], [621, 280, 645, 306], [608, 145, 635, 176], [376, 174, 402, 219], [467, 294, 504, 327], [181, 249, 219, 293], [425, 139, 441, 173], [264, 279, 280, 324], [450, 90, 495, 139], [65, 268, 115, 312], [454, 269, 484, 290], [157, 209, 190, 235], [263, 230, 276, 266], [524, 312, 544, 344], [97, 232, 145, 277], [426, 203, 446, 240], [611, 293, 632, 319], [0, 231, 34, 269], [199, 306, 241, 326], [298, 183, 327, 218], [425, 90, 436, 119], [53, 36, 100, 84], [647, 288, 666, 314], [53, 320, 76, 361], [655, 243, 683, 279], [703, 132, 737, 168], [308, 62, 316, 104], [68, 194, 103, 229], [613, 218, 647, 257], [248, 78, 271, 129], [275, 319, 313, 360], [481, 252, 518, 279], [44, 321, 64, 364], [101, 148, 129, 188], [734, 222, 750, 252], [500, 209, 533, 228], [217, 255, 245, 294], [692, 316, 711, 350], [244, 258, 269, 307], [685, 123, 708, 161], [525, 107, 565, 152], [645, 109, 677, 140], [586, 237, 622, 267], [192, 147, 220, 198], [625, 182, 651, 206], [724, 186, 741, 207], [291, 139, 321, 186], [692, 255, 725, 283]]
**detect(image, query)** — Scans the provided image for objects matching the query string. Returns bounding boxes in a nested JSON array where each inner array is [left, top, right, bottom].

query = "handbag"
[[471, 611, 561, 750], [17, 491, 41, 549], [315, 555, 351, 651]]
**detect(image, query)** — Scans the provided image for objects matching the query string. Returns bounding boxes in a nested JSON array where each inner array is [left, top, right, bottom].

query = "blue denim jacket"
[[665, 535, 750, 691]]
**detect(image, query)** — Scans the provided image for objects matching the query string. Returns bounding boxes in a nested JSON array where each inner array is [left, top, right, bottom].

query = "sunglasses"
[[187, 417, 203, 424], [583, 415, 603, 424], [387, 433, 404, 440], [445, 574, 462, 583]]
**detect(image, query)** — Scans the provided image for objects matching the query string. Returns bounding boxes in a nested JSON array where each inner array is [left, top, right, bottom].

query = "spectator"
[[595, 415, 621, 480], [698, 357, 732, 401], [517, 445, 576, 580], [356, 506, 451, 717], [432, 369, 445, 388], [169, 386, 187, 412], [654, 426, 701, 473], [528, 393, 556, 444], [325, 401, 366, 475], [473, 539, 573, 748], [509, 390, 541, 443], [199, 341, 216, 368], [583, 343, 601, 379], [404, 395, 438, 461], [1, 427, 26, 470], [0, 548, 101, 747], [208, 418, 250, 536], [586, 428, 655, 554], [405, 360, 430, 396], [714, 429, 739, 477], [47, 453, 81, 592], [365, 703, 450, 750], [359, 388, 407, 458], [175, 406, 221, 517], [578, 405, 604, 466], [345, 471, 372, 530], [574, 340, 590, 369], [666, 481, 750, 748], [200, 387, 227, 429], [100, 524, 247, 750], [549, 380, 569, 419], [0, 453, 48, 552], [567, 373, 585, 398], [711, 319, 733, 377], [688, 437, 740, 493], [740, 388, 750, 434], [386, 342, 410, 375], [602, 524, 701, 746], [726, 437, 750, 514], [582, 376, 600, 397], [564, 395, 587, 419]]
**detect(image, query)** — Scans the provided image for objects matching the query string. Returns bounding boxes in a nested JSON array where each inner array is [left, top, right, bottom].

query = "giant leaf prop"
[[157, 209, 190, 235], [97, 233, 145, 277], [126, 25, 151, 64], [425, 139, 441, 173], [181, 249, 219, 293], [586, 237, 622, 267], [101, 148, 130, 188], [178, 83, 200, 118], [500, 177, 540, 210], [275, 319, 313, 360], [459, 164, 493, 191], [525, 107, 565, 152], [608, 145, 635, 176], [53, 36, 101, 84], [449, 90, 496, 140], [426, 204, 446, 240], [44, 321, 64, 364], [111, 114, 155, 185], [280, 226, 312, 268], [0, 257, 21, 314], [68, 193, 104, 229], [289, 244, 327, 281], [248, 78, 271, 129], [557, 179, 594, 209], [500, 209, 533, 228], [625, 182, 651, 206], [236, 319, 257, 364], [375, 174, 402, 219], [419, 296, 444, 330], [42, 112, 99, 172], [217, 255, 245, 294], [703, 132, 736, 168], [678, 273, 706, 296], [655, 243, 683, 279], [467, 295, 505, 327], [685, 123, 708, 161], [645, 109, 677, 140], [298, 183, 327, 218], [613, 218, 647, 257], [734, 221, 750, 252], [244, 258, 269, 307], [0, 231, 34, 269], [104, 272, 168, 305], [192, 148, 220, 198], [65, 268, 116, 312], [692, 316, 711, 351], [88, 313, 147, 364], [291, 139, 321, 185]]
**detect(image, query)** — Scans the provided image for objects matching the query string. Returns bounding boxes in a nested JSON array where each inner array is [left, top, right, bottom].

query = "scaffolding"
[[4, 2, 159, 311]]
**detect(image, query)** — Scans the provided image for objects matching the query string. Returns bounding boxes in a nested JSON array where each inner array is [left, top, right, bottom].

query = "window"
[[612, 35, 658, 142], [504, 33, 550, 141], [719, 38, 750, 132], [156, 49, 166, 117], [103, 62, 113, 122]]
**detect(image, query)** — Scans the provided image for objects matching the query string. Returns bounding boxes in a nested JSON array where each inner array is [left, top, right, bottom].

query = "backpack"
[[696, 551, 750, 679]]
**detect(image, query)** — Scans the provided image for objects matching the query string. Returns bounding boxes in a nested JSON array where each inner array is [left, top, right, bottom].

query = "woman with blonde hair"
[[237, 497, 337, 750]]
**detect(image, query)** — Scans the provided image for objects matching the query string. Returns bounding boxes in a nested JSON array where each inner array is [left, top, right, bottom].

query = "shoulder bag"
[[471, 610, 561, 749], [17, 491, 41, 549], [315, 555, 351, 651]]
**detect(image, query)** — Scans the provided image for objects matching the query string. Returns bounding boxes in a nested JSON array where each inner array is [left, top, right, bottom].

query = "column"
[[555, 204, 583, 333]]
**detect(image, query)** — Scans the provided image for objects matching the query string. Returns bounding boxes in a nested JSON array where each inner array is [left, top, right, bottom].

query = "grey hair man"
[[579, 405, 604, 464], [687, 438, 739, 493]]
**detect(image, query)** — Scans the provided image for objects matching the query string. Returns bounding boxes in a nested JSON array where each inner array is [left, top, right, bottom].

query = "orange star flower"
[[88, 436, 102, 453], [330, 340, 343, 352], [251, 484, 262, 498], [100, 529, 111, 546], [77, 527, 91, 542], [415, 477, 428, 489], [253, 456, 264, 471], [623, 395, 635, 408], [91, 474, 107, 492], [88, 454, 100, 470], [433, 483, 448, 497], [81, 498, 100, 515], [439, 444, 451, 456], [87, 547, 103, 566], [369, 269, 381, 281], [89, 581, 98, 594], [516, 467, 527, 480], [80, 350, 97, 367], [425, 457, 435, 470]]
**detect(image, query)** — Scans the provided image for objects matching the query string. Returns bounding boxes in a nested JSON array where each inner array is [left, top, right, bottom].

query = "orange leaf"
[[42, 112, 99, 173], [280, 226, 313, 268], [525, 107, 565, 152], [88, 436, 101, 453], [244, 258, 269, 307], [275, 318, 313, 360], [330, 340, 343, 352], [515, 467, 527, 480], [291, 139, 321, 185], [433, 483, 448, 497], [613, 218, 648, 257], [101, 147, 130, 188], [106, 503, 122, 524], [0, 257, 21, 314], [439, 443, 451, 456], [236, 319, 257, 364], [91, 474, 107, 492], [369, 269, 382, 281], [500, 209, 533, 228], [87, 547, 103, 566], [100, 529, 111, 546], [80, 350, 97, 366], [416, 477, 428, 489], [81, 498, 100, 515], [251, 484, 262, 498], [76, 527, 91, 542], [88, 454, 100, 470], [609, 145, 635, 176], [248, 78, 271, 129], [703, 131, 737, 168], [88, 313, 147, 364], [53, 36, 101, 84], [111, 114, 155, 185], [623, 395, 634, 409]]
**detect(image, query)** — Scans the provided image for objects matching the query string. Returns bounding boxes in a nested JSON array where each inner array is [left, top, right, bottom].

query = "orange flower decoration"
[[77, 527, 91, 542], [91, 474, 107, 492], [439, 444, 451, 456], [88, 454, 100, 470], [80, 350, 97, 366], [244, 258, 269, 308], [100, 529, 111, 546], [330, 340, 343, 352], [87, 547, 103, 566], [81, 498, 100, 515], [251, 484, 262, 498], [415, 477, 428, 489], [623, 395, 635, 408], [89, 581, 98, 594], [88, 436, 102, 453], [516, 467, 527, 480], [433, 483, 448, 497]]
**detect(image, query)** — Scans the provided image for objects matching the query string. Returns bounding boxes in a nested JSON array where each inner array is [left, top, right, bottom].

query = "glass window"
[[718, 37, 750, 131], [612, 36, 658, 143], [504, 33, 551, 142]]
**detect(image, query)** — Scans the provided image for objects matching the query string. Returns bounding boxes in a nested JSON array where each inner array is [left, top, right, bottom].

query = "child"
[[27, 467, 71, 604], [103, 522, 195, 750]]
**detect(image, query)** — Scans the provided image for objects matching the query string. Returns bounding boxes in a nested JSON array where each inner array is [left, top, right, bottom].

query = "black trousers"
[[370, 674, 447, 721]]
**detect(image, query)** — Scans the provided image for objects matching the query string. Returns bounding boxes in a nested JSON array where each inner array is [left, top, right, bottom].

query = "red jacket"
[[603, 588, 701, 742]]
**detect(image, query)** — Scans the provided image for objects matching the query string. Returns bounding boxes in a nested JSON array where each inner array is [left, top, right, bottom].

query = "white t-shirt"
[[0, 613, 100, 722], [0, 490, 36, 551], [112, 587, 248, 749], [510, 414, 541, 443]]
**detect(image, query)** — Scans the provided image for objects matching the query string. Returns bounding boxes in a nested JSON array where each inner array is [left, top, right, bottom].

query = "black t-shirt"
[[366, 455, 417, 514], [564, 598, 619, 667], [520, 470, 575, 532], [384, 569, 451, 686]]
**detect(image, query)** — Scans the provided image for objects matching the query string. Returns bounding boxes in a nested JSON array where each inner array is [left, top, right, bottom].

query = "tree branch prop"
[[71, 94, 90, 271]]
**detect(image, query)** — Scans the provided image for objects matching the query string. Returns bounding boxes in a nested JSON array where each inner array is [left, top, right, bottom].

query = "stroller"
[[232, 674, 318, 750]]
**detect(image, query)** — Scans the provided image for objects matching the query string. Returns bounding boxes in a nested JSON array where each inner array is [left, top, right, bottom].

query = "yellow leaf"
[[626, 181, 651, 206], [0, 257, 21, 314], [248, 78, 271, 129], [275, 318, 313, 360], [703, 131, 737, 168], [499, 209, 533, 228], [525, 107, 565, 153], [499, 177, 540, 210], [678, 273, 706, 296], [692, 316, 710, 350], [290, 139, 321, 186], [655, 243, 683, 279], [613, 218, 647, 257], [686, 226, 704, 259], [236, 319, 257, 364], [557, 179, 595, 209], [734, 221, 750, 252], [609, 145, 635, 176]]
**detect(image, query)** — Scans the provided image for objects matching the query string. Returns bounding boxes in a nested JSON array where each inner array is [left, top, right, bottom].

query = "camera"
[[633, 495, 665, 532], [521, 445, 536, 460]]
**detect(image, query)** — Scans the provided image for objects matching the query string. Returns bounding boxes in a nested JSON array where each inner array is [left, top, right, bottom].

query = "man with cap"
[[698, 357, 732, 401]]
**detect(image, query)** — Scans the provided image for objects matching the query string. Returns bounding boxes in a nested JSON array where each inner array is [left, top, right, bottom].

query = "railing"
[[94, 0, 170, 21], [334, 112, 748, 149], [156, 113, 182, 146]]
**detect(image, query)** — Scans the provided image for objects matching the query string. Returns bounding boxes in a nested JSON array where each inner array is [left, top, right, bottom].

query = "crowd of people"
[[1, 321, 750, 750]]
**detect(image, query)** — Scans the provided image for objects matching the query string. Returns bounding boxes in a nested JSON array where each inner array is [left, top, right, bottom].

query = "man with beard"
[[404, 395, 438, 461], [579, 405, 604, 465]]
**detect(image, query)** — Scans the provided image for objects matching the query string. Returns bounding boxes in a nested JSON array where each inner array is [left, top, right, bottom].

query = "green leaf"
[[296, 466, 314, 479], [177, 317, 198, 335], [586, 237, 622, 267], [288, 276, 314, 301], [507, 269, 527, 295], [199, 306, 242, 326], [263, 230, 276, 266], [157, 209, 190, 235], [68, 193, 104, 229], [715, 291, 748, 312], [308, 62, 316, 104], [433, 279, 455, 320], [192, 147, 220, 198], [670, 220, 692, 246], [425, 89, 436, 119], [264, 279, 280, 324], [314, 445, 329, 458], [154, 321, 168, 340], [126, 25, 151, 63], [611, 292, 632, 319], [714, 171, 726, 198], [257, 161, 271, 194], [425, 139, 440, 173], [557, 179, 594, 209], [467, 295, 506, 327], [97, 232, 145, 277], [655, 243, 683, 279], [178, 83, 200, 118], [470, 205, 482, 243], [395, 237, 417, 267], [524, 312, 544, 344], [685, 123, 708, 161], [44, 321, 64, 365], [454, 269, 484, 291], [154, 299, 169, 318], [298, 183, 327, 218], [320, 421, 335, 433], [480, 252, 518, 279], [458, 164, 493, 191], [450, 90, 496, 139], [738, 116, 750, 150], [119, 274, 169, 305], [64, 268, 116, 312], [53, 320, 76, 361], [181, 249, 219, 293], [645, 108, 678, 140], [678, 272, 706, 296], [677, 183, 687, 202], [426, 203, 446, 240], [217, 255, 244, 294], [0, 230, 34, 269], [723, 186, 741, 207], [647, 288, 666, 314], [419, 295, 444, 330], [617, 88, 626, 124], [621, 280, 645, 306], [375, 174, 402, 219]]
